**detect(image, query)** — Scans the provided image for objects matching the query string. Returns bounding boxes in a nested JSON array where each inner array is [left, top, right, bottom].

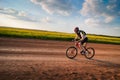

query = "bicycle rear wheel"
[[84, 47, 95, 59], [66, 46, 78, 59]]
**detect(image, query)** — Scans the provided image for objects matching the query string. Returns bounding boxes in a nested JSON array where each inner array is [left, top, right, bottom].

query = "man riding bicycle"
[[66, 27, 95, 59], [74, 27, 88, 53]]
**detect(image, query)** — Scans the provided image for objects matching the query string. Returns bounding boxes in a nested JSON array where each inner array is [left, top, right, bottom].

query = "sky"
[[0, 0, 120, 36]]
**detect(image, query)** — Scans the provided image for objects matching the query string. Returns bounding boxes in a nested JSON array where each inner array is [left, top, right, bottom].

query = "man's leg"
[[80, 38, 88, 53], [80, 43, 86, 51], [81, 37, 88, 50]]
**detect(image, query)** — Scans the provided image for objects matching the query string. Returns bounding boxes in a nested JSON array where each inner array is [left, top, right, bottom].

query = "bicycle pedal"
[[80, 50, 85, 55]]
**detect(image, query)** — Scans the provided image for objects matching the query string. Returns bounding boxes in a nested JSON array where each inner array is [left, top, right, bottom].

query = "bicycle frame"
[[74, 40, 87, 51]]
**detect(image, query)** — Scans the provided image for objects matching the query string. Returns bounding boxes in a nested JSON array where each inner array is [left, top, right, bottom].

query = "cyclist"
[[74, 27, 88, 54]]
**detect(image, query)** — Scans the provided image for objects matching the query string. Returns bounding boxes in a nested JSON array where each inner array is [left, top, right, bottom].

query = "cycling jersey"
[[76, 30, 87, 40]]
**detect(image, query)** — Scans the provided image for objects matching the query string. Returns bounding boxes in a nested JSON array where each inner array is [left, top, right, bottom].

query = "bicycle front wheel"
[[84, 47, 95, 59], [66, 46, 78, 59]]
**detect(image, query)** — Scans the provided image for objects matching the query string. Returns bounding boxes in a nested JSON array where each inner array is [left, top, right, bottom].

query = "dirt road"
[[0, 37, 120, 80]]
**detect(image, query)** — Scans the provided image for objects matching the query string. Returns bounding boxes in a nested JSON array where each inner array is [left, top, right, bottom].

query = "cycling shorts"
[[81, 37, 88, 45]]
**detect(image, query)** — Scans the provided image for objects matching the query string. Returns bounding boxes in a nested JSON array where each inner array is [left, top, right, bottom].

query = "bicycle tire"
[[66, 46, 78, 59], [84, 47, 95, 59]]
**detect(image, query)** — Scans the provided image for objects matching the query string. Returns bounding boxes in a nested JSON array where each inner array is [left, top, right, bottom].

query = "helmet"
[[74, 27, 79, 32]]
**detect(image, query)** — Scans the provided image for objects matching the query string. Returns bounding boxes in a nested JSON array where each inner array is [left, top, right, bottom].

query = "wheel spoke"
[[84, 47, 95, 59], [66, 46, 78, 59]]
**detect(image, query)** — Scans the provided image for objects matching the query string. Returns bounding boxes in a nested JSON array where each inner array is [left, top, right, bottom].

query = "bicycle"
[[66, 40, 95, 59]]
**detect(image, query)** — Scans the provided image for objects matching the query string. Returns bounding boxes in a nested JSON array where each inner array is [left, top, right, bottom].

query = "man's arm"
[[74, 35, 78, 41]]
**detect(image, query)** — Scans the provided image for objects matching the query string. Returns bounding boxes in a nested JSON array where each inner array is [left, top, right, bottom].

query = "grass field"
[[0, 27, 120, 44]]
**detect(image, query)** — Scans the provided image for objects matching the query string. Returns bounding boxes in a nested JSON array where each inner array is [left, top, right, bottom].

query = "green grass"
[[87, 34, 120, 44], [0, 27, 120, 45]]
